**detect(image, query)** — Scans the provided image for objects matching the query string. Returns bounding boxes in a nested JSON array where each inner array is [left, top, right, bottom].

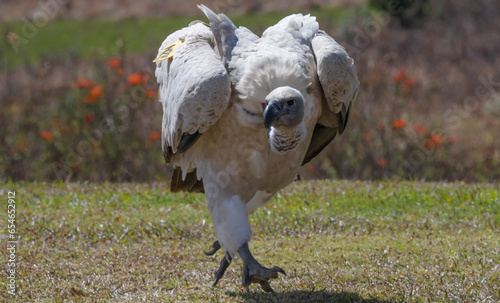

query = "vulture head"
[[263, 86, 306, 153]]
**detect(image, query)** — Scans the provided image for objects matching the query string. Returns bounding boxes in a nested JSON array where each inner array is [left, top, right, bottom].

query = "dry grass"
[[1, 181, 498, 302]]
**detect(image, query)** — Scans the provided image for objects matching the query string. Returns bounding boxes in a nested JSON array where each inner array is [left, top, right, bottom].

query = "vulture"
[[154, 5, 358, 293]]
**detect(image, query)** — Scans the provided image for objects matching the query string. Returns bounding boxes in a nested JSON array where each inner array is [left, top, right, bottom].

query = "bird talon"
[[212, 255, 231, 287], [259, 280, 274, 293], [204, 240, 221, 256], [239, 243, 285, 291], [271, 266, 287, 276]]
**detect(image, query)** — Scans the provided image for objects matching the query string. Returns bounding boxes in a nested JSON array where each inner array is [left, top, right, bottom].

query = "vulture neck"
[[269, 122, 306, 153]]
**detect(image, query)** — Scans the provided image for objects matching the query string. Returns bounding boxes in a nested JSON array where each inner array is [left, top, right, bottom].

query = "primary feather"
[[155, 5, 358, 291]]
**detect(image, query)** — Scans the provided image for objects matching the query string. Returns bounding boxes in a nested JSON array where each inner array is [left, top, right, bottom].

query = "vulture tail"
[[171, 167, 205, 193]]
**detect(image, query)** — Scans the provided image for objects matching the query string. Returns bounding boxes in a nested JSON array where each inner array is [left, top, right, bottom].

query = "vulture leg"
[[238, 242, 286, 293], [212, 254, 232, 286], [204, 240, 221, 256]]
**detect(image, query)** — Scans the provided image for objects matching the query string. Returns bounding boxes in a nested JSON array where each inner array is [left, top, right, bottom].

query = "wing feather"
[[302, 30, 359, 165], [311, 30, 358, 132], [155, 22, 231, 158]]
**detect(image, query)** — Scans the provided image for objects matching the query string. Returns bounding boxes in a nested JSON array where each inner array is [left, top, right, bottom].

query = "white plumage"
[[155, 5, 358, 292]]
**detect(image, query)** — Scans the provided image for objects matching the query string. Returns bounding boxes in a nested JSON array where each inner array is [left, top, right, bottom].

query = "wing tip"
[[198, 4, 216, 20]]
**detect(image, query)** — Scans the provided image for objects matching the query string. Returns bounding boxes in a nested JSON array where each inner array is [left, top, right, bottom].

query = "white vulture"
[[154, 5, 358, 293]]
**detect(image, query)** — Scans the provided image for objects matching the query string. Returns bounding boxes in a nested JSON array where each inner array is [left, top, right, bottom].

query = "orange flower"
[[141, 74, 150, 84], [376, 158, 388, 168], [107, 58, 121, 69], [146, 89, 156, 99], [404, 76, 416, 89], [7, 32, 18, 43], [413, 123, 427, 134], [392, 118, 407, 130], [73, 78, 93, 89], [85, 85, 103, 103], [84, 112, 95, 124], [392, 68, 407, 83], [424, 141, 433, 150], [89, 85, 103, 98], [39, 130, 54, 141], [149, 131, 161, 141], [127, 72, 143, 86], [424, 133, 444, 150], [429, 133, 443, 145]]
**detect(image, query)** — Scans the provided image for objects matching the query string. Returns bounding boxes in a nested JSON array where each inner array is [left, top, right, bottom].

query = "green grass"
[[1, 181, 499, 302], [0, 6, 359, 69]]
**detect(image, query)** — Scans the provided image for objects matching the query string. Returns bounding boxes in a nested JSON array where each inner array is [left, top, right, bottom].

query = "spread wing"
[[155, 22, 231, 163], [302, 30, 359, 164]]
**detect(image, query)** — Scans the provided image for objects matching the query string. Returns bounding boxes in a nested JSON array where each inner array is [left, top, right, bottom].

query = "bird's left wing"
[[311, 30, 358, 133], [155, 22, 231, 162], [302, 30, 359, 164]]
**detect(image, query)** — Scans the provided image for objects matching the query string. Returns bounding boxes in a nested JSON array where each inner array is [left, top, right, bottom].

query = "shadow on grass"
[[227, 290, 395, 303]]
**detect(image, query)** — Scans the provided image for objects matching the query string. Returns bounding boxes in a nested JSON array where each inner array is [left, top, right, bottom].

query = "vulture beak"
[[263, 99, 281, 128]]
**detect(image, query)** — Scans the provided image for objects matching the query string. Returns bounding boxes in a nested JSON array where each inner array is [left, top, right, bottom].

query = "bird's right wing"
[[155, 22, 231, 162]]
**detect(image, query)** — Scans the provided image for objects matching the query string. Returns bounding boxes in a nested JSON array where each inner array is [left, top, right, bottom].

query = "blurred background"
[[1, 0, 499, 182]]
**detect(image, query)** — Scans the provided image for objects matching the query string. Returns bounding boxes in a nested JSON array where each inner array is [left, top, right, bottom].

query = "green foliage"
[[1, 56, 165, 181], [0, 17, 192, 69], [3, 181, 499, 301], [0, 7, 350, 70], [369, 0, 430, 27]]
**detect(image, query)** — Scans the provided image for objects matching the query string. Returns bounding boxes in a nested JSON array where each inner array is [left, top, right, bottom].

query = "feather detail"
[[269, 123, 307, 153], [198, 4, 238, 67]]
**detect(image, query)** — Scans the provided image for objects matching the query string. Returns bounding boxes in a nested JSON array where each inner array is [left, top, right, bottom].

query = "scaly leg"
[[212, 254, 232, 286], [204, 240, 232, 286]]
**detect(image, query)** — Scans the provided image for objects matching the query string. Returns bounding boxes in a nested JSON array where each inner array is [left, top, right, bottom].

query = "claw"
[[271, 266, 287, 276], [212, 255, 232, 286], [258, 280, 273, 293], [204, 240, 221, 256], [238, 242, 286, 292]]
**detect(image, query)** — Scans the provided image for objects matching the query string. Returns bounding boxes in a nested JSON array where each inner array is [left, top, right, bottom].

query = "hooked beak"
[[263, 99, 281, 128]]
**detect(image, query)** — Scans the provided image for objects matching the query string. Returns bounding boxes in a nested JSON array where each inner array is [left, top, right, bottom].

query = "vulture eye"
[[287, 100, 295, 106]]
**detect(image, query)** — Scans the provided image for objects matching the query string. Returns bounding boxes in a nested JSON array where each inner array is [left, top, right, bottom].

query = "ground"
[[1, 181, 498, 302]]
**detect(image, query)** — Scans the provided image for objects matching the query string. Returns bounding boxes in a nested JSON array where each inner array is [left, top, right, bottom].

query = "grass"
[[1, 181, 499, 302], [0, 6, 359, 69]]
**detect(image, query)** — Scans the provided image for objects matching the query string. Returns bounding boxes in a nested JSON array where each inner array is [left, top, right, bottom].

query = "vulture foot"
[[212, 255, 232, 286], [238, 242, 286, 293]]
